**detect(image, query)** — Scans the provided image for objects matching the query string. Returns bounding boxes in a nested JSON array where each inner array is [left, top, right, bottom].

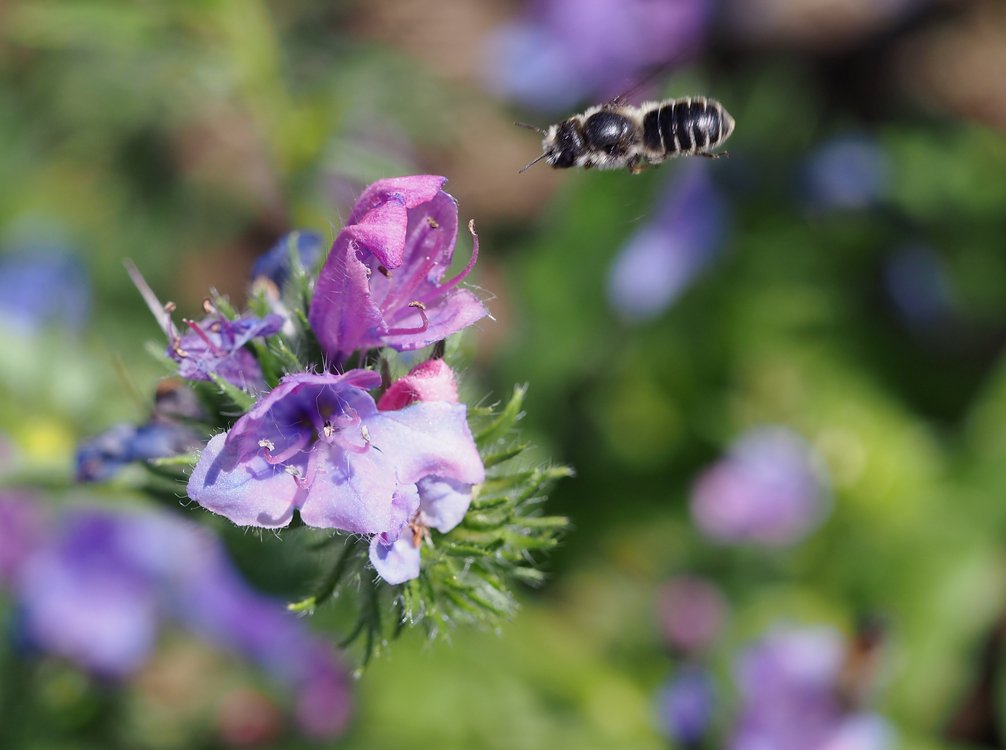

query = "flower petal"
[[368, 535, 421, 585], [417, 476, 473, 533], [381, 289, 488, 352], [367, 401, 485, 487], [378, 359, 459, 411], [187, 433, 299, 528]]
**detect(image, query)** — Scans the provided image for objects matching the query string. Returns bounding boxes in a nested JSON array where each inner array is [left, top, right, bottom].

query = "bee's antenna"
[[514, 121, 547, 135], [518, 152, 550, 174]]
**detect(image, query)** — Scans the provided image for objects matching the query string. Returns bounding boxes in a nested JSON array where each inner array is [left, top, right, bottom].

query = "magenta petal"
[[368, 535, 421, 584], [349, 176, 448, 224], [416, 476, 473, 533], [187, 433, 298, 528], [308, 237, 384, 364], [382, 289, 489, 351], [378, 359, 459, 411]]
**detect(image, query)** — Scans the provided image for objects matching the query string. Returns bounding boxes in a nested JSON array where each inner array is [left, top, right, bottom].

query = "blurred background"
[[2, 0, 1006, 748]]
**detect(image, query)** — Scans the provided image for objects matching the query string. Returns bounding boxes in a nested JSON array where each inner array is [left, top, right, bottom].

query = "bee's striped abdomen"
[[653, 98, 733, 157]]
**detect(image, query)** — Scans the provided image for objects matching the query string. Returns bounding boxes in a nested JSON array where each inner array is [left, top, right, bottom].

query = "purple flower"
[[691, 426, 829, 547], [656, 665, 715, 746], [251, 230, 325, 289], [657, 575, 727, 654], [307, 176, 488, 364], [187, 370, 484, 582], [0, 245, 90, 333], [731, 626, 893, 750], [607, 163, 727, 321], [800, 135, 891, 213], [0, 490, 47, 586], [486, 0, 712, 110], [378, 358, 459, 411], [127, 261, 283, 390], [11, 504, 354, 737]]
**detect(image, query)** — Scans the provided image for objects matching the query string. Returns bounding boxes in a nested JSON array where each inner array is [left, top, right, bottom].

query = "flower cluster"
[[78, 175, 567, 658]]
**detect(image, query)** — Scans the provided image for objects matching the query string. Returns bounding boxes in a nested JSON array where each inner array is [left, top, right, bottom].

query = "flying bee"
[[517, 96, 735, 174]]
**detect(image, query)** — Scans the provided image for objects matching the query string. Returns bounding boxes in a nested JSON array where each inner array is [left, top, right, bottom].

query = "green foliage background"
[[2, 2, 1006, 749]]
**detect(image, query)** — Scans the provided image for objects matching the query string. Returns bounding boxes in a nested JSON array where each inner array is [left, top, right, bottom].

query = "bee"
[[517, 96, 735, 174]]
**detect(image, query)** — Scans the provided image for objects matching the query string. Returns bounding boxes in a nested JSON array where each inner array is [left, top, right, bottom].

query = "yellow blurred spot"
[[20, 419, 75, 462]]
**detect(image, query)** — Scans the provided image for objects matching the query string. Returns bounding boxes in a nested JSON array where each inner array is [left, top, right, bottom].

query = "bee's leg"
[[627, 154, 647, 174], [698, 150, 729, 159]]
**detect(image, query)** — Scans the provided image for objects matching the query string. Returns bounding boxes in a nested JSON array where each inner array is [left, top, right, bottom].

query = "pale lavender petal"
[[416, 476, 473, 533], [187, 433, 299, 528], [368, 401, 485, 486], [369, 535, 422, 585], [297, 446, 410, 534]]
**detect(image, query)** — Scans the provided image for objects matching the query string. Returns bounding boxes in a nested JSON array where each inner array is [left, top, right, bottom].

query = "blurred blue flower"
[[0, 246, 90, 333], [799, 135, 891, 213], [486, 0, 713, 111], [690, 426, 829, 547], [883, 244, 956, 328], [75, 420, 202, 483], [250, 230, 325, 289], [607, 163, 728, 321], [7, 503, 353, 738], [656, 664, 716, 746], [731, 626, 893, 750]]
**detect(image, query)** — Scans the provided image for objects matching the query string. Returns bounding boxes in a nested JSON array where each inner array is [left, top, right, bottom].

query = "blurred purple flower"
[[800, 135, 891, 213], [10, 504, 353, 738], [76, 420, 203, 482], [656, 664, 716, 746], [608, 164, 728, 321], [251, 230, 325, 289], [731, 626, 893, 750], [884, 244, 956, 328], [308, 176, 488, 364], [691, 426, 828, 547], [0, 491, 47, 586], [0, 246, 90, 333], [657, 575, 727, 654], [127, 262, 283, 391], [187, 370, 483, 583], [486, 0, 712, 110]]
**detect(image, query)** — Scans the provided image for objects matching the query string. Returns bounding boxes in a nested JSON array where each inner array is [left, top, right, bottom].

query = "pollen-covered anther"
[[323, 421, 335, 440], [258, 438, 276, 452], [284, 465, 301, 477], [385, 301, 429, 337], [183, 319, 226, 357], [409, 516, 430, 548], [202, 298, 217, 315], [377, 265, 392, 279], [164, 301, 177, 314], [426, 217, 439, 229]]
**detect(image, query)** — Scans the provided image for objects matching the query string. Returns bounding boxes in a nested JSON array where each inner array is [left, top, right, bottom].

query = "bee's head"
[[546, 120, 584, 169], [517, 119, 581, 173]]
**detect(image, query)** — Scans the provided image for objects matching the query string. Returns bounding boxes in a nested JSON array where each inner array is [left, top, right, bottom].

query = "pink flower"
[[308, 176, 489, 363]]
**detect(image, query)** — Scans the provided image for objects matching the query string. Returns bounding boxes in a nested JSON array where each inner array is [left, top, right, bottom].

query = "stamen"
[[183, 319, 226, 357], [439, 219, 480, 292], [164, 301, 176, 314], [123, 259, 178, 340], [361, 424, 372, 445], [323, 421, 335, 439], [377, 265, 392, 279], [385, 301, 429, 336], [261, 432, 310, 465], [426, 217, 439, 229], [202, 298, 217, 315]]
